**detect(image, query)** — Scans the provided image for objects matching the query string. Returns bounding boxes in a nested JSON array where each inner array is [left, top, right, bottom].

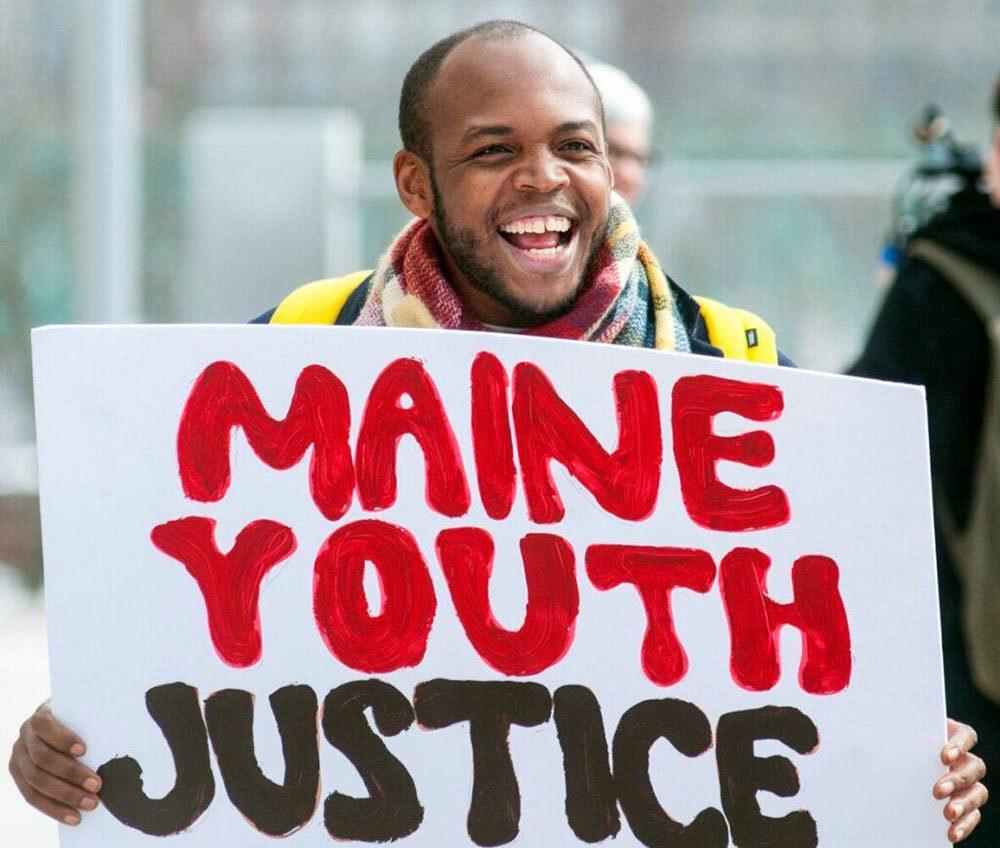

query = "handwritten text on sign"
[[32, 326, 946, 848]]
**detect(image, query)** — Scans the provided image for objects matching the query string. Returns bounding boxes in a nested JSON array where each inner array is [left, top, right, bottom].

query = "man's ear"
[[600, 139, 615, 192], [987, 127, 1000, 207], [394, 150, 434, 220]]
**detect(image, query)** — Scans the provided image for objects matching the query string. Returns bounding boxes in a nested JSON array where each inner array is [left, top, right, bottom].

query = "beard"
[[429, 171, 603, 325]]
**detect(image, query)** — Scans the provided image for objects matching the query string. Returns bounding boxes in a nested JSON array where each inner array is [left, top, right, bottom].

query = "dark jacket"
[[849, 188, 1000, 848], [850, 188, 999, 533]]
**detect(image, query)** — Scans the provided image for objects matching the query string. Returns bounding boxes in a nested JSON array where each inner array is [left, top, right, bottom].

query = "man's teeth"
[[524, 245, 565, 258], [499, 215, 572, 234]]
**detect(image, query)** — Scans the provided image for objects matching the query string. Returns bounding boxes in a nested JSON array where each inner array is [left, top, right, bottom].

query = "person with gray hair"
[[586, 61, 655, 205]]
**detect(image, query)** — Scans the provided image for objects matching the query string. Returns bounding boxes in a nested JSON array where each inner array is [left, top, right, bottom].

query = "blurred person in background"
[[851, 79, 1000, 845], [8, 20, 988, 843], [585, 60, 655, 206], [876, 103, 985, 288]]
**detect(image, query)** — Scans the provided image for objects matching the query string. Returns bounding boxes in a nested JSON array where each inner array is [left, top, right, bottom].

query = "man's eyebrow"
[[555, 120, 599, 135], [458, 120, 600, 146], [460, 125, 514, 144]]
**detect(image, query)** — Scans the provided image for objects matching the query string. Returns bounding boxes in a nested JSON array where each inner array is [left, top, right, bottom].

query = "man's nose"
[[512, 148, 570, 193]]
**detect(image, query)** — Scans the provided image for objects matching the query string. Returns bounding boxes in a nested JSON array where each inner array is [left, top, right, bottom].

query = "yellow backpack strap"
[[693, 295, 778, 365], [269, 270, 373, 325]]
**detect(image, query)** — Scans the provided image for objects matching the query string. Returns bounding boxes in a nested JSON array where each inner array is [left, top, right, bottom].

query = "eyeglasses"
[[607, 143, 659, 168]]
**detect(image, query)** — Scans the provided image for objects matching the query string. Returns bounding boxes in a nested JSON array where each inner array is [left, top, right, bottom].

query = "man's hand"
[[935, 718, 988, 842], [8, 701, 101, 826]]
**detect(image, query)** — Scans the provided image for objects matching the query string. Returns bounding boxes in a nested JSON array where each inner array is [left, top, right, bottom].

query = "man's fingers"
[[938, 753, 988, 796], [935, 753, 987, 797], [945, 783, 989, 821], [942, 719, 978, 763], [27, 707, 86, 757], [9, 702, 98, 826], [11, 772, 84, 827], [949, 807, 982, 843], [23, 732, 101, 792], [19, 758, 99, 812]]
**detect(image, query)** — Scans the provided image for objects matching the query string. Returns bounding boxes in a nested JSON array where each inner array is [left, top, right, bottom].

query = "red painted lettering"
[[471, 352, 517, 520], [356, 358, 470, 517], [585, 545, 716, 686], [150, 517, 296, 668], [313, 519, 436, 673], [177, 361, 354, 520], [719, 548, 851, 694], [436, 529, 578, 676], [513, 363, 661, 524], [671, 374, 790, 532]]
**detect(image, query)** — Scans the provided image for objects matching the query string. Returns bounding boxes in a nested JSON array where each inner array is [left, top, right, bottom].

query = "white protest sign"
[[32, 325, 946, 847]]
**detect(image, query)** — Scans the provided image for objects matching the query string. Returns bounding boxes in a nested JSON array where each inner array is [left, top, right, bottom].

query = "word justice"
[[155, 354, 851, 694], [98, 680, 820, 848]]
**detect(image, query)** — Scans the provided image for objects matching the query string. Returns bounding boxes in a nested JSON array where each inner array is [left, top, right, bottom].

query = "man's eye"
[[562, 140, 595, 152], [474, 144, 510, 157]]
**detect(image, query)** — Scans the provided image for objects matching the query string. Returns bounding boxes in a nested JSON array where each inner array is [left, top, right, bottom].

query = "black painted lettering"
[[323, 679, 423, 842], [98, 682, 215, 836], [716, 706, 819, 848], [204, 685, 319, 836], [553, 685, 620, 842], [414, 679, 551, 847], [613, 698, 727, 848]]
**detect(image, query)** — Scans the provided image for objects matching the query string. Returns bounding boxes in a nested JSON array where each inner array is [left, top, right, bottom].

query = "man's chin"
[[491, 279, 584, 325], [488, 242, 601, 325]]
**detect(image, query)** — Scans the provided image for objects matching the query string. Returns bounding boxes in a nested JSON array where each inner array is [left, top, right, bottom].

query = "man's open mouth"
[[497, 215, 576, 260]]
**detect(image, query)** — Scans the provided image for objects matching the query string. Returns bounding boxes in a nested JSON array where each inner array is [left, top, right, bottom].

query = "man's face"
[[606, 120, 652, 206], [420, 34, 613, 325]]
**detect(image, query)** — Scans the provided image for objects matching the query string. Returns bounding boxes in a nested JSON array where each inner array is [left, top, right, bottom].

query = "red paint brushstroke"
[[150, 517, 296, 667], [719, 548, 852, 694], [671, 374, 790, 532], [586, 545, 716, 687], [512, 363, 661, 524], [313, 519, 436, 673], [471, 352, 517, 520], [177, 361, 354, 520], [355, 358, 470, 517], [436, 529, 579, 676]]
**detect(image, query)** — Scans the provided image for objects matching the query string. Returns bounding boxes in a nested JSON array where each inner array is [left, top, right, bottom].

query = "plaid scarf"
[[355, 193, 691, 352]]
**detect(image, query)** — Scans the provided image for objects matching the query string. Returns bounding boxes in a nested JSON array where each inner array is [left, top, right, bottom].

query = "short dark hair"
[[398, 20, 604, 161]]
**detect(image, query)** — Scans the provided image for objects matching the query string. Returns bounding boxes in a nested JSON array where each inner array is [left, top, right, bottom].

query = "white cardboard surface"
[[32, 325, 947, 847]]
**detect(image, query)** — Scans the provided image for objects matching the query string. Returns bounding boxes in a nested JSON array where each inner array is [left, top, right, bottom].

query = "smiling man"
[[255, 20, 768, 360], [395, 25, 608, 327], [8, 19, 989, 843]]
